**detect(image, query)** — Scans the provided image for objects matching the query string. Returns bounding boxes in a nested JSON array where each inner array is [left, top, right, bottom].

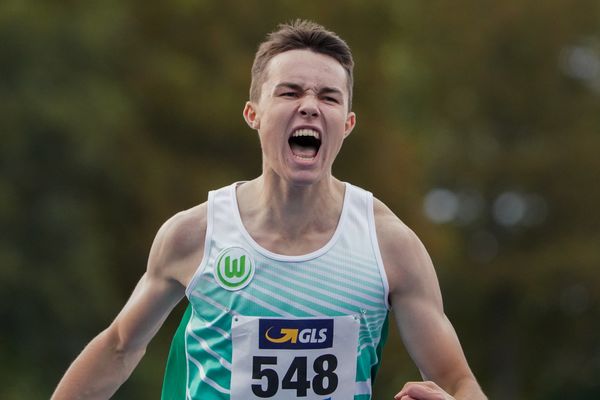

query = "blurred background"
[[1, 0, 599, 398]]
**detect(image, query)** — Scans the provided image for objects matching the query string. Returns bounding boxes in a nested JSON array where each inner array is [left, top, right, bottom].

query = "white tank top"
[[181, 182, 390, 400]]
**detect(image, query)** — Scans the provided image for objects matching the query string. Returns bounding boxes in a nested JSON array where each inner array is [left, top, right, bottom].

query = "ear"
[[243, 101, 261, 130], [343, 111, 356, 138]]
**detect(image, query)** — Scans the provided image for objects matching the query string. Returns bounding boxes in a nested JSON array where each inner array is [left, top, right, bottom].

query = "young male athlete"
[[52, 20, 487, 400]]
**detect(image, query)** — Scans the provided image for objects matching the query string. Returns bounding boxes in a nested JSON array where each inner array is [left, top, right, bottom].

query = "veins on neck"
[[235, 176, 345, 251]]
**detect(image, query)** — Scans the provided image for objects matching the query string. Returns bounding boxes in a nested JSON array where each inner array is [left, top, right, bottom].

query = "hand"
[[394, 381, 455, 400]]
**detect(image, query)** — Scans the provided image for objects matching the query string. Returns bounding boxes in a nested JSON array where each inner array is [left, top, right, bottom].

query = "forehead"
[[262, 49, 348, 95]]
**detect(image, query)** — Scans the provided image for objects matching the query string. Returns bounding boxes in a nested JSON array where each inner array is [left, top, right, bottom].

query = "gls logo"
[[265, 326, 327, 344], [258, 319, 334, 350]]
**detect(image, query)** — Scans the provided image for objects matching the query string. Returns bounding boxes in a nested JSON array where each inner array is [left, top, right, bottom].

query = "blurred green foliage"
[[1, 1, 599, 399]]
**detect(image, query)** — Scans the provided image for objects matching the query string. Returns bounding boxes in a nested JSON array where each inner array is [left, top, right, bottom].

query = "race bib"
[[230, 315, 360, 400]]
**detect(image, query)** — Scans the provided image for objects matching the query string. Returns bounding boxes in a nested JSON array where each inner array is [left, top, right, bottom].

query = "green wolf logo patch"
[[214, 247, 255, 291]]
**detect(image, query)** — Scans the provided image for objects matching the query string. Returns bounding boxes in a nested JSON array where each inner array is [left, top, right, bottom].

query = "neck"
[[236, 174, 346, 246]]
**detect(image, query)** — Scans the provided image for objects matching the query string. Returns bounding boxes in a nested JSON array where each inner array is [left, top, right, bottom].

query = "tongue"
[[290, 143, 317, 158]]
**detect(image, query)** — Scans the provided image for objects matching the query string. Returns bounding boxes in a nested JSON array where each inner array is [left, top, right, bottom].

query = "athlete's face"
[[243, 49, 356, 186]]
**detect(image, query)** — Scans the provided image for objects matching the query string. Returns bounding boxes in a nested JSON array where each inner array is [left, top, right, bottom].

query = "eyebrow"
[[274, 82, 344, 97]]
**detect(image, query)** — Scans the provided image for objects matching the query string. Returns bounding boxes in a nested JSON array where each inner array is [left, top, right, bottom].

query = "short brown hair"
[[250, 20, 354, 110]]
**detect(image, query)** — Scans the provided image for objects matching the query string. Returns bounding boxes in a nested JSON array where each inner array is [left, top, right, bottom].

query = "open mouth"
[[288, 128, 321, 159]]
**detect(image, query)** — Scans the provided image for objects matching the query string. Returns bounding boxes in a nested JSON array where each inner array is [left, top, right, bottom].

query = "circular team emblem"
[[214, 247, 255, 291]]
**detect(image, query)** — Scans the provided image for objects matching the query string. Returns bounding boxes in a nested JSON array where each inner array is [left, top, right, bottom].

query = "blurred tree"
[[1, 0, 599, 399]]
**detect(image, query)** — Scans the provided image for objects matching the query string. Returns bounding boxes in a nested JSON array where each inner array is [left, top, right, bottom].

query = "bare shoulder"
[[147, 202, 208, 286], [372, 197, 436, 296], [372, 197, 416, 247], [373, 197, 422, 263]]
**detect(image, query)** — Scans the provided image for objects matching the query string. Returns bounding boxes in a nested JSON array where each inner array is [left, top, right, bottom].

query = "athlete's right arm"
[[51, 204, 207, 400]]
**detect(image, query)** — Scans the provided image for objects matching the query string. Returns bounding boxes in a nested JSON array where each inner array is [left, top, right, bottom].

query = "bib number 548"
[[251, 354, 338, 398]]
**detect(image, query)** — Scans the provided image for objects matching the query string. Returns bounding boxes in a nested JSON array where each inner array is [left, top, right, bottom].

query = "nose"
[[298, 96, 320, 118]]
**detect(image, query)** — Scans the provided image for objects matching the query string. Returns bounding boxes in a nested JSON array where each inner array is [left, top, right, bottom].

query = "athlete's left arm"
[[373, 199, 487, 400]]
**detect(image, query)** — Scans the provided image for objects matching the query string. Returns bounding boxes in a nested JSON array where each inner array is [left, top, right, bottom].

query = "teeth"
[[291, 129, 320, 140]]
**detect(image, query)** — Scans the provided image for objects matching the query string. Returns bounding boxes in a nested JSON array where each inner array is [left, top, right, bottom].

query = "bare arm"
[[374, 199, 486, 400], [51, 205, 206, 399]]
